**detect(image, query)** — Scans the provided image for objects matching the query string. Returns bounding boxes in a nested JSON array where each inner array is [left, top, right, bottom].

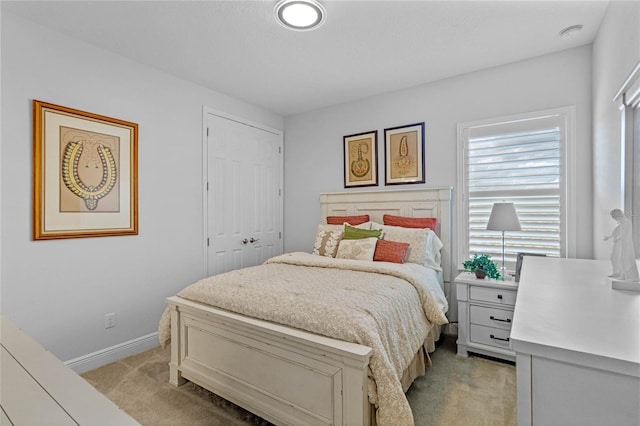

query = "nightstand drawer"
[[469, 286, 517, 306], [469, 305, 514, 330], [469, 324, 511, 350]]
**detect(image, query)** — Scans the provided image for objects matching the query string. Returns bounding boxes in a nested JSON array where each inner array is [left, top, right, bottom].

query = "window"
[[457, 107, 576, 271], [615, 62, 640, 258]]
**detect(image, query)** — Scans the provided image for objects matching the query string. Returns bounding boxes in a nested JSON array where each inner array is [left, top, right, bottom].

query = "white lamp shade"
[[486, 203, 521, 232]]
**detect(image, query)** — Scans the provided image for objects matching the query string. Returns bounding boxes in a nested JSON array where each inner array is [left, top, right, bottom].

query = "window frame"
[[456, 106, 577, 272], [614, 61, 640, 258]]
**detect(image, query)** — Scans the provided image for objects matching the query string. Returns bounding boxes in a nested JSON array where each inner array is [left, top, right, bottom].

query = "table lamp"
[[486, 202, 521, 272]]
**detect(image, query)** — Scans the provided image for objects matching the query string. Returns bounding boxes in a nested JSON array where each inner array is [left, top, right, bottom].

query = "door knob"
[[242, 239, 249, 245], [249, 238, 260, 243]]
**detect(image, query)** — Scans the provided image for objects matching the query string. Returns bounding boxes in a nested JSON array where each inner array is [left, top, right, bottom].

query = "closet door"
[[206, 112, 283, 276]]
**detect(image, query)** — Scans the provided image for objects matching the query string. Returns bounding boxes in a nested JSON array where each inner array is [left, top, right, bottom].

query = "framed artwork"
[[515, 252, 546, 282], [343, 130, 378, 188], [33, 100, 138, 240], [384, 122, 425, 185]]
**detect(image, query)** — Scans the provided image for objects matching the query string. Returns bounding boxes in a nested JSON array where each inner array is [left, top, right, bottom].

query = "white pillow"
[[317, 224, 345, 233], [335, 237, 378, 261], [317, 221, 371, 233], [425, 230, 444, 271], [312, 222, 372, 257], [371, 223, 441, 269]]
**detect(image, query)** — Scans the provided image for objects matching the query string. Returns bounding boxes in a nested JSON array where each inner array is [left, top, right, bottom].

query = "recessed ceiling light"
[[274, 0, 326, 31], [559, 25, 583, 39]]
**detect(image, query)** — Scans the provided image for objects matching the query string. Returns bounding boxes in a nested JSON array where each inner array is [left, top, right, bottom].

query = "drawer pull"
[[490, 334, 510, 342], [489, 315, 511, 323], [497, 294, 503, 300]]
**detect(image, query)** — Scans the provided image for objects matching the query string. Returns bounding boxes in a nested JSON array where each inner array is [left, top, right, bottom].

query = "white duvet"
[[158, 252, 448, 426]]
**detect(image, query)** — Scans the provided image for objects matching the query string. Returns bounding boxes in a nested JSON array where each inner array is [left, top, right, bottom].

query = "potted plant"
[[462, 253, 503, 280]]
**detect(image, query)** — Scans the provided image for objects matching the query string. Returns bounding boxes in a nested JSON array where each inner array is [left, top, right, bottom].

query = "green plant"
[[462, 253, 503, 280]]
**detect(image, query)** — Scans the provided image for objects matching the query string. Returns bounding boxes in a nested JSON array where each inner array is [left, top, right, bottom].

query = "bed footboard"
[[167, 296, 373, 426]]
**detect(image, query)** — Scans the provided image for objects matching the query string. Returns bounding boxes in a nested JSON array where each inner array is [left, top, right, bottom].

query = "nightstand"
[[455, 271, 518, 362]]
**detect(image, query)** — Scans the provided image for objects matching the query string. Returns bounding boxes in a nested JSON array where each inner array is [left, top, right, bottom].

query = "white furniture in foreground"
[[0, 315, 139, 426], [511, 257, 640, 426], [455, 272, 518, 362], [168, 296, 374, 425]]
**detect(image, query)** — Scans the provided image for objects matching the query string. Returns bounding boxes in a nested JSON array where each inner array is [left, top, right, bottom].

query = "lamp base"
[[499, 266, 513, 281]]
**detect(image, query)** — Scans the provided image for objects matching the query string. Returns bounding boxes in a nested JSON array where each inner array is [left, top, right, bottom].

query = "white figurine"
[[604, 209, 640, 281]]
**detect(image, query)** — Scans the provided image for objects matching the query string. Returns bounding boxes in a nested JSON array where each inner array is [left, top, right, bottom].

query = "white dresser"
[[0, 316, 139, 426], [455, 272, 518, 362], [511, 257, 640, 426]]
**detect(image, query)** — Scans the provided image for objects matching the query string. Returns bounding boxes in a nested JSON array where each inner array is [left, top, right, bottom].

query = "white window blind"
[[458, 108, 575, 271]]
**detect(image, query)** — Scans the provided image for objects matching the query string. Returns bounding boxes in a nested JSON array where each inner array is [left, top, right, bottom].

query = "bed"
[[159, 188, 452, 426]]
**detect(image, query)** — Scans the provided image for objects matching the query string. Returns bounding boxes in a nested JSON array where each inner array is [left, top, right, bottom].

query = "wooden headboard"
[[319, 188, 453, 284]]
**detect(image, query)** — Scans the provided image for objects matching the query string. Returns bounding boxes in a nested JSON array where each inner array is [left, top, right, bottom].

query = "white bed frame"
[[167, 188, 452, 426]]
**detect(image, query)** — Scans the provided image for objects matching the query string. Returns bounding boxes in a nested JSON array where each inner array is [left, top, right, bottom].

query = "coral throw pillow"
[[383, 214, 438, 230], [373, 240, 410, 264], [326, 215, 370, 225]]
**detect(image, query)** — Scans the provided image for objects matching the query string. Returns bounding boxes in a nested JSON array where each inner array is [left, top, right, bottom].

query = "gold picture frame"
[[384, 122, 425, 185], [343, 130, 378, 188], [33, 100, 138, 240]]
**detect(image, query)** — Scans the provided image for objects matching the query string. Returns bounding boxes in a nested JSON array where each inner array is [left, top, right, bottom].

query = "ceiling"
[[2, 1, 609, 116]]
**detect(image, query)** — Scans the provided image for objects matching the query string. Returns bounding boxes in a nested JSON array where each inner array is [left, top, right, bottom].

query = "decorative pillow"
[[373, 240, 410, 264], [343, 223, 383, 240], [335, 237, 378, 261], [317, 221, 370, 236], [371, 223, 429, 265], [317, 223, 346, 233], [326, 215, 370, 225], [383, 214, 438, 230], [312, 229, 343, 257]]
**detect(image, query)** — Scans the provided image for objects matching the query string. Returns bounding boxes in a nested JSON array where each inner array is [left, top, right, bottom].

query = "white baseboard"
[[64, 332, 159, 374]]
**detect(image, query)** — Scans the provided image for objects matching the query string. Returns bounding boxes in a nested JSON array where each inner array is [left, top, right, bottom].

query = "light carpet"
[[81, 334, 516, 426]]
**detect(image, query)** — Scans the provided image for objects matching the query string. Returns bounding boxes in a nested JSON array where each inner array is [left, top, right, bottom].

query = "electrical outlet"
[[104, 313, 116, 329]]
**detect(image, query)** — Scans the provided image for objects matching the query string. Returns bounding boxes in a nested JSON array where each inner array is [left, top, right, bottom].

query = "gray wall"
[[0, 12, 283, 362], [283, 46, 594, 321], [592, 0, 640, 259], [4, 1, 636, 362]]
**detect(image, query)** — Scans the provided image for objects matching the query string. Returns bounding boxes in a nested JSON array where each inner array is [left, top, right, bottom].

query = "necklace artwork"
[[392, 135, 415, 177], [61, 138, 117, 211], [350, 142, 371, 178]]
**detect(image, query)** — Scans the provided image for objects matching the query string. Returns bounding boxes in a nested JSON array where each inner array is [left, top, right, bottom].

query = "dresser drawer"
[[469, 286, 517, 306], [469, 324, 512, 350], [469, 305, 514, 330]]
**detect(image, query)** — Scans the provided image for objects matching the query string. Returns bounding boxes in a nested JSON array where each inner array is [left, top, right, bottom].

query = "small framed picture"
[[33, 100, 138, 240], [515, 252, 546, 282], [384, 122, 425, 185], [343, 130, 378, 188]]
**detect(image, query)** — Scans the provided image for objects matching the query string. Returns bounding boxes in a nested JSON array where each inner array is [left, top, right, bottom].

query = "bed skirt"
[[400, 323, 441, 392]]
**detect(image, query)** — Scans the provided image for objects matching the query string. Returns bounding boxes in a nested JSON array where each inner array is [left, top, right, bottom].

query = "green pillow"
[[343, 224, 383, 240]]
